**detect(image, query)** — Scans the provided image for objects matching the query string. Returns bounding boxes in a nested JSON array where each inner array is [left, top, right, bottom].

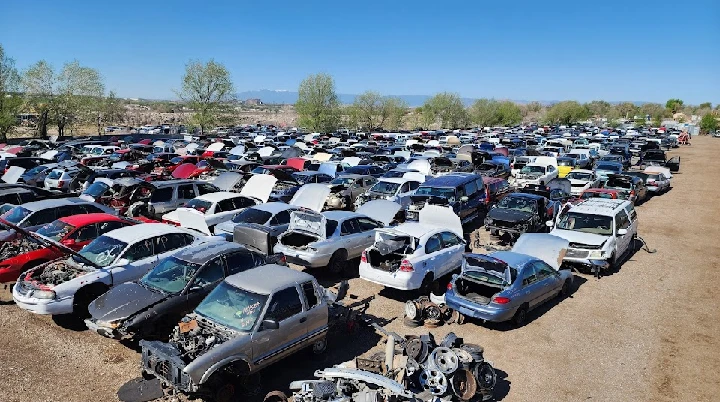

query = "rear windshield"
[[232, 208, 272, 224], [47, 170, 63, 179], [371, 181, 400, 195], [185, 199, 213, 213], [83, 182, 110, 198], [605, 178, 632, 189]]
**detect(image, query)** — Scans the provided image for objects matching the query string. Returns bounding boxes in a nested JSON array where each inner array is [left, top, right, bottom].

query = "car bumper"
[[325, 197, 345, 209], [84, 318, 122, 339], [12, 284, 73, 315], [141, 340, 195, 393], [444, 290, 516, 322], [484, 223, 526, 234], [358, 263, 422, 290], [275, 246, 332, 268], [562, 257, 609, 271]]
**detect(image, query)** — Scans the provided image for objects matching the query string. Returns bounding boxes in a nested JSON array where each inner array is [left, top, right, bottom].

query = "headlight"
[[588, 250, 605, 259], [307, 246, 318, 253], [32, 290, 56, 300]]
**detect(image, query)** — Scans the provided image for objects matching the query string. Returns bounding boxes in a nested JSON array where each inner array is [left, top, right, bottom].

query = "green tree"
[[496, 101, 522, 126], [381, 96, 408, 130], [178, 59, 235, 134], [585, 100, 611, 117], [0, 44, 22, 140], [652, 115, 663, 127], [295, 73, 339, 132], [347, 91, 407, 130], [100, 90, 125, 130], [700, 113, 718, 134], [22, 60, 55, 138], [421, 92, 469, 129], [469, 98, 499, 127], [698, 102, 712, 109], [665, 98, 684, 113], [612, 102, 639, 119], [526, 101, 543, 113], [544, 101, 588, 125], [639, 103, 666, 120]]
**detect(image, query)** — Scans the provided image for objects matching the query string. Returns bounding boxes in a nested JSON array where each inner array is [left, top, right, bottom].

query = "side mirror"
[[460, 196, 469, 202], [546, 220, 554, 228], [617, 228, 628, 236], [261, 319, 279, 331]]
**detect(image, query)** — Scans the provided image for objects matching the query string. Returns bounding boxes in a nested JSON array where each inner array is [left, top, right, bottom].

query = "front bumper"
[[562, 257, 609, 271], [358, 262, 422, 290], [12, 283, 74, 315], [444, 290, 516, 322], [140, 340, 195, 393], [84, 318, 123, 339], [484, 223, 526, 234]]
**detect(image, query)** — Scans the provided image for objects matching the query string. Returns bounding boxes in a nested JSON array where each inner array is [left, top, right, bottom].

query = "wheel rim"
[[313, 339, 327, 354]]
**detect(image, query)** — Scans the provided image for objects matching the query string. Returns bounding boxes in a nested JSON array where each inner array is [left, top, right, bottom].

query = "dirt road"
[[1, 137, 718, 402]]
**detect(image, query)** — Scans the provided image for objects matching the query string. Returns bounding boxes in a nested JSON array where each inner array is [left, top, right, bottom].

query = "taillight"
[[399, 259, 414, 272], [58, 180, 65, 188], [360, 250, 367, 263], [492, 296, 511, 304], [447, 282, 453, 290]]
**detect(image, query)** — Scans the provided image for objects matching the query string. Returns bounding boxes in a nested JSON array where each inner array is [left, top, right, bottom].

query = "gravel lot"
[[1, 136, 718, 402]]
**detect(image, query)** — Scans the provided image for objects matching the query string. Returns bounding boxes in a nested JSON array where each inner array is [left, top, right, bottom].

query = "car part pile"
[[404, 295, 464, 328], [264, 329, 496, 402]]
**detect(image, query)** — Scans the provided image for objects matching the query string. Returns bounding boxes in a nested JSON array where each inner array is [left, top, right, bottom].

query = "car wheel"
[[558, 280, 571, 298], [608, 252, 618, 273], [328, 250, 348, 275], [420, 273, 439, 294], [511, 305, 528, 327], [73, 285, 107, 318], [311, 337, 327, 354]]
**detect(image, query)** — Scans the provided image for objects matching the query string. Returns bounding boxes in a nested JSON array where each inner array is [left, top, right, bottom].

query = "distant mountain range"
[[235, 90, 650, 107]]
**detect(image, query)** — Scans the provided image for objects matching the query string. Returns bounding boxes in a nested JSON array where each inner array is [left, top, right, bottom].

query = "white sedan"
[[565, 169, 601, 196]]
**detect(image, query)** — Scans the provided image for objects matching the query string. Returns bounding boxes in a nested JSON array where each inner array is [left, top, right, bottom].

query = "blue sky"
[[2, 0, 718, 104]]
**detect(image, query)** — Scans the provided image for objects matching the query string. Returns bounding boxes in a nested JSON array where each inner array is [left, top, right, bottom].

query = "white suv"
[[549, 198, 638, 277]]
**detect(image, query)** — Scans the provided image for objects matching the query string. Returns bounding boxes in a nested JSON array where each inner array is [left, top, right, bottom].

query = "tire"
[[311, 337, 327, 355], [403, 316, 423, 328], [328, 250, 348, 275], [558, 280, 571, 298], [419, 273, 438, 294], [205, 372, 237, 402], [608, 252, 619, 273], [73, 285, 107, 318], [511, 305, 528, 327]]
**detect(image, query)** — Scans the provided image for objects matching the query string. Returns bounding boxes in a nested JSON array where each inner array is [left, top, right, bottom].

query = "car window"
[[269, 210, 292, 226], [408, 181, 420, 191], [124, 239, 154, 262], [151, 187, 173, 202], [521, 264, 539, 287], [80, 204, 104, 214], [19, 193, 35, 203], [340, 218, 360, 235], [231, 197, 256, 210], [440, 231, 463, 247], [301, 281, 319, 309], [265, 286, 303, 322], [196, 183, 219, 195], [357, 217, 381, 232], [193, 258, 225, 287], [97, 220, 128, 234], [399, 183, 410, 193], [533, 261, 557, 279], [25, 209, 56, 226], [225, 251, 260, 275], [178, 184, 196, 199], [625, 204, 637, 221], [464, 180, 478, 196], [154, 233, 193, 254], [425, 234, 442, 254], [72, 224, 98, 242], [615, 211, 630, 230]]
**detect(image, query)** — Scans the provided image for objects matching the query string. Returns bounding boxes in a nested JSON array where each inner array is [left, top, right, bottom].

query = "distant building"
[[244, 98, 263, 106]]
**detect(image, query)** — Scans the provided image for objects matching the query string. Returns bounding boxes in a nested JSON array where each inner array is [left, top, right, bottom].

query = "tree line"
[[1, 43, 718, 140]]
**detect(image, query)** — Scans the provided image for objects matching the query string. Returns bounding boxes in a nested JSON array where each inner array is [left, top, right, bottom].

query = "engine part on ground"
[[440, 332, 461, 348], [419, 369, 448, 396], [405, 300, 419, 320], [403, 295, 463, 328], [459, 344, 484, 361], [474, 362, 497, 390], [428, 347, 459, 374], [424, 304, 442, 321]]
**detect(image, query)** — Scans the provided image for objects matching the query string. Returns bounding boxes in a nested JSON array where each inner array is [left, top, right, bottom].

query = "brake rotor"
[[459, 343, 484, 361], [474, 362, 497, 390], [405, 358, 420, 376], [424, 304, 442, 321], [405, 338, 423, 361], [405, 300, 419, 320], [419, 369, 448, 396], [451, 368, 478, 401], [428, 347, 459, 374]]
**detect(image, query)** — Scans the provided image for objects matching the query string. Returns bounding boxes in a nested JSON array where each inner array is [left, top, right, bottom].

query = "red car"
[[570, 188, 620, 205], [0, 213, 138, 283]]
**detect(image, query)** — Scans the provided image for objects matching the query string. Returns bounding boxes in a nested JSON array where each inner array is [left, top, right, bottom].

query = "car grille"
[[568, 242, 601, 250], [155, 360, 173, 382], [491, 220, 517, 228], [566, 249, 590, 258]]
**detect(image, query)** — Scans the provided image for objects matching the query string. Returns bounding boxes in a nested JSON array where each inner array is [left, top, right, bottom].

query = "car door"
[[112, 237, 155, 284], [300, 280, 327, 338], [422, 233, 444, 279], [251, 285, 307, 368], [614, 211, 632, 257], [149, 187, 175, 216], [439, 231, 464, 276], [176, 184, 196, 209], [518, 264, 544, 309], [532, 261, 563, 303], [339, 218, 364, 258]]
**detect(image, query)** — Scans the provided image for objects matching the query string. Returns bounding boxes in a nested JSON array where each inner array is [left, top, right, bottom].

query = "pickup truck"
[[140, 264, 347, 401]]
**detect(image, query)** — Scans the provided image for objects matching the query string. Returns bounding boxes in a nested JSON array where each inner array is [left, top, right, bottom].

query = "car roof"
[[570, 198, 629, 215], [336, 173, 366, 179], [253, 202, 295, 213], [58, 213, 126, 226], [571, 169, 594, 174], [422, 173, 480, 187], [174, 241, 247, 264], [197, 191, 245, 202], [19, 197, 95, 212], [378, 177, 412, 184], [483, 177, 505, 184], [323, 210, 361, 221], [224, 264, 313, 295], [152, 179, 198, 187], [103, 223, 195, 242], [508, 192, 544, 200]]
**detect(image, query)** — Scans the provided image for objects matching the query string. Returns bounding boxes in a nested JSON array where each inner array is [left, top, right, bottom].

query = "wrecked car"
[[513, 161, 559, 188], [565, 169, 601, 196], [406, 173, 486, 225], [359, 205, 465, 291], [601, 174, 648, 205], [474, 160, 511, 179], [274, 200, 400, 274], [0, 197, 115, 230], [86, 241, 282, 340], [353, 176, 422, 209], [325, 174, 377, 210], [445, 233, 573, 326], [140, 264, 347, 401], [12, 223, 203, 316], [484, 193, 558, 239]]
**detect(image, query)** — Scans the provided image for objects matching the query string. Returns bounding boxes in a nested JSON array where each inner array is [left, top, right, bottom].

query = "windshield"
[[140, 256, 201, 293], [581, 191, 614, 199], [92, 148, 105, 155], [330, 177, 355, 186], [292, 173, 315, 184], [36, 220, 75, 241], [521, 165, 545, 174], [566, 171, 593, 181], [596, 164, 621, 172], [1, 206, 31, 224], [170, 157, 184, 164], [76, 236, 128, 267], [556, 212, 613, 235], [497, 196, 537, 213], [231, 208, 272, 224], [26, 165, 50, 176], [194, 282, 268, 332], [185, 199, 213, 213], [478, 163, 497, 171], [108, 153, 122, 162], [370, 181, 400, 195], [83, 182, 111, 198], [415, 186, 456, 202], [0, 204, 14, 215]]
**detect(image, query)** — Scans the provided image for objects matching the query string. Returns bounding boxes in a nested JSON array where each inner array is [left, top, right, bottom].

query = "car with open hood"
[[445, 233, 573, 326], [642, 166, 671, 193], [601, 174, 648, 204], [593, 161, 623, 180], [85, 241, 283, 340], [325, 174, 377, 210], [353, 176, 423, 209], [0, 213, 137, 283], [215, 183, 331, 250], [161, 174, 277, 230], [12, 223, 205, 316], [565, 169, 600, 196], [359, 205, 465, 291], [484, 193, 558, 240], [274, 200, 401, 273], [405, 173, 486, 225], [139, 264, 347, 401], [514, 160, 559, 188], [474, 160, 511, 179]]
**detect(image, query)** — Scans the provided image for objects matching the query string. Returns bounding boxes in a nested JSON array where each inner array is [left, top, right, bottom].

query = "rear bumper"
[[444, 290, 516, 322], [274, 246, 332, 268], [358, 262, 421, 290]]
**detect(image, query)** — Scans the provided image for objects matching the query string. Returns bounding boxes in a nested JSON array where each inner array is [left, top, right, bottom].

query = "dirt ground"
[[1, 137, 719, 402]]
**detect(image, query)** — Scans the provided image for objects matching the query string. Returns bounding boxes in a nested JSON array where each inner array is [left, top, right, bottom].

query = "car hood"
[[550, 229, 607, 246], [419, 205, 463, 236], [406, 160, 431, 175], [487, 208, 533, 223], [512, 233, 568, 270], [356, 199, 402, 226], [289, 183, 331, 212], [88, 282, 167, 323], [240, 174, 277, 203], [213, 172, 245, 191]]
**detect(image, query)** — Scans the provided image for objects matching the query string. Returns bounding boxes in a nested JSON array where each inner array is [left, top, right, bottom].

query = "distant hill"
[[234, 90, 649, 107]]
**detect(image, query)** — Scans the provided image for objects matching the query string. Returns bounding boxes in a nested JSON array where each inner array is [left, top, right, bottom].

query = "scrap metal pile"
[[404, 295, 464, 328], [265, 329, 496, 402]]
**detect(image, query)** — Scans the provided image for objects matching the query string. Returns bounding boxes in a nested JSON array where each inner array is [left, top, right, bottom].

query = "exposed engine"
[[170, 316, 231, 363], [31, 259, 89, 286], [0, 237, 42, 260]]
